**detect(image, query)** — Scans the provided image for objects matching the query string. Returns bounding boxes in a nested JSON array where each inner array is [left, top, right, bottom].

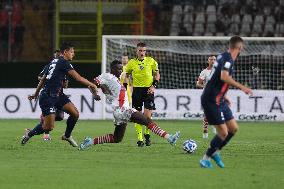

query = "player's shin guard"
[[219, 132, 234, 150], [135, 123, 143, 141], [93, 134, 114, 145], [206, 135, 224, 157], [147, 122, 167, 138], [64, 116, 77, 138]]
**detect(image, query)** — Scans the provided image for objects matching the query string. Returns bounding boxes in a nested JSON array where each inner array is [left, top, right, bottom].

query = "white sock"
[[212, 150, 220, 156], [164, 134, 170, 139], [203, 154, 210, 160]]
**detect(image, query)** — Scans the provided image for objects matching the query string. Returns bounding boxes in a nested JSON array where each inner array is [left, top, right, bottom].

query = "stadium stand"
[[169, 0, 284, 37]]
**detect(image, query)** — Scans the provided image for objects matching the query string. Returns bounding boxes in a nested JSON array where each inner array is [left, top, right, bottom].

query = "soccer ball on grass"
[[183, 139, 197, 154]]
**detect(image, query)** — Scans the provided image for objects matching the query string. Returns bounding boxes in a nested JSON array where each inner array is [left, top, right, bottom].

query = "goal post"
[[102, 35, 284, 89], [101, 35, 284, 121]]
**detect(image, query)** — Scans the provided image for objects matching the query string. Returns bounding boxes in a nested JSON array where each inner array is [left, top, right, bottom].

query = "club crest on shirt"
[[139, 65, 144, 70]]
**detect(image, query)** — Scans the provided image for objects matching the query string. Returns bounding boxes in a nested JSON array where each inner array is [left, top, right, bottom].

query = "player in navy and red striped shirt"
[[200, 36, 253, 168]]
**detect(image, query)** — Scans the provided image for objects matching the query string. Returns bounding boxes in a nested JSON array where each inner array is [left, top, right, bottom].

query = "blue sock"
[[219, 132, 234, 150], [64, 116, 77, 138], [28, 123, 45, 137], [206, 135, 224, 157]]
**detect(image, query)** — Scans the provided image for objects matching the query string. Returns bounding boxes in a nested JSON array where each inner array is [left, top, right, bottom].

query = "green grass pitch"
[[0, 119, 283, 189]]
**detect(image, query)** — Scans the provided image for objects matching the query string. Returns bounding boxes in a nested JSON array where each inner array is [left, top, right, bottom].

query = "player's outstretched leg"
[[200, 126, 226, 168], [21, 123, 46, 145], [79, 124, 126, 150], [130, 112, 180, 146], [79, 134, 115, 150], [62, 103, 79, 147]]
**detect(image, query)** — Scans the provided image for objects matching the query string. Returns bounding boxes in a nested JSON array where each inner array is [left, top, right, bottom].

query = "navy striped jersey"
[[42, 57, 74, 96], [201, 51, 234, 104]]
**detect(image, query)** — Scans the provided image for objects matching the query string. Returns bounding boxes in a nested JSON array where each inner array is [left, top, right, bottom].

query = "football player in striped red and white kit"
[[79, 60, 180, 150], [197, 55, 217, 139]]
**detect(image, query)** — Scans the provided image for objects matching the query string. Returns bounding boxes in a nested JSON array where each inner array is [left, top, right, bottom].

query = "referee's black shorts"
[[132, 87, 155, 111]]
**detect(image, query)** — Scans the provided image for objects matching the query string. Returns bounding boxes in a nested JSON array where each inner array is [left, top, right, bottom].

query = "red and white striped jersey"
[[95, 73, 129, 108], [198, 67, 212, 85]]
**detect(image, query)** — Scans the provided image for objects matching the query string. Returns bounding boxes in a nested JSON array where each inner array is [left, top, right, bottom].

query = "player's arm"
[[28, 75, 46, 100], [123, 73, 133, 94], [196, 70, 206, 88], [68, 70, 95, 87], [91, 76, 114, 100], [196, 78, 205, 88], [68, 70, 99, 97], [124, 61, 132, 88], [148, 59, 160, 94], [38, 65, 48, 81], [123, 73, 130, 88], [221, 70, 253, 95]]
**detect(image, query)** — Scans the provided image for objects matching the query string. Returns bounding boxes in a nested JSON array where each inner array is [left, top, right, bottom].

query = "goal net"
[[102, 36, 284, 90]]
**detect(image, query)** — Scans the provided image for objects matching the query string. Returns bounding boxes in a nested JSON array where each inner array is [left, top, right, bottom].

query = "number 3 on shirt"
[[46, 64, 56, 79]]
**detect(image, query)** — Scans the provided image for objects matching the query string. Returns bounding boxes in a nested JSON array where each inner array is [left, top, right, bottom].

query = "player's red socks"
[[93, 134, 114, 145], [147, 122, 167, 138]]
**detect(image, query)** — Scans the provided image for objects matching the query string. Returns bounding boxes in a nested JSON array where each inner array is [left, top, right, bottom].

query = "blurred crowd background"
[[1, 0, 284, 63], [0, 0, 283, 89]]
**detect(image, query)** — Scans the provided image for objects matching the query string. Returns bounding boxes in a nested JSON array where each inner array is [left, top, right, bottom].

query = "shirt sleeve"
[[95, 73, 107, 85], [222, 61, 232, 71], [151, 58, 159, 72], [61, 60, 74, 73], [39, 65, 49, 77], [198, 70, 206, 80], [125, 61, 132, 74]]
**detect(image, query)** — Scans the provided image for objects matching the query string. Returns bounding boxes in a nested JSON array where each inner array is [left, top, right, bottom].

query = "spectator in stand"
[[215, 16, 226, 33], [0, 3, 9, 63], [179, 26, 187, 36], [11, 0, 25, 61]]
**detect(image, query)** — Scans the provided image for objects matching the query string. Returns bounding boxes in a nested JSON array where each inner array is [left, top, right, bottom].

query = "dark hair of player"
[[137, 42, 146, 48], [110, 60, 122, 69], [60, 42, 74, 53], [229, 36, 244, 49]]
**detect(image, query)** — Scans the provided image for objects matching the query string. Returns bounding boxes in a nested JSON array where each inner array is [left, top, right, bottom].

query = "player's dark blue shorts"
[[39, 91, 58, 116], [39, 92, 71, 116], [201, 100, 234, 125], [55, 93, 71, 110]]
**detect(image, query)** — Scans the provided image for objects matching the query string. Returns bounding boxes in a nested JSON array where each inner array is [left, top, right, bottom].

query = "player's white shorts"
[[113, 106, 137, 125]]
